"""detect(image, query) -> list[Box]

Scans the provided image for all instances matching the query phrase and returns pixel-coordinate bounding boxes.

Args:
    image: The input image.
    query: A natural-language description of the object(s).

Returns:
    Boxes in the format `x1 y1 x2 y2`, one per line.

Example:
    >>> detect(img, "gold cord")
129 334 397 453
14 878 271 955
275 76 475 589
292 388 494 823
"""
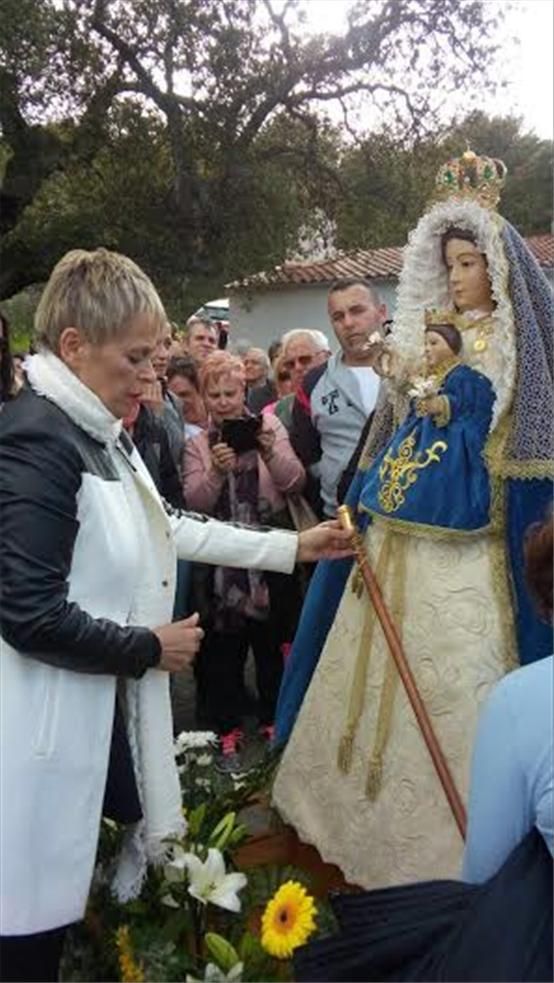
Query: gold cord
337 530 393 774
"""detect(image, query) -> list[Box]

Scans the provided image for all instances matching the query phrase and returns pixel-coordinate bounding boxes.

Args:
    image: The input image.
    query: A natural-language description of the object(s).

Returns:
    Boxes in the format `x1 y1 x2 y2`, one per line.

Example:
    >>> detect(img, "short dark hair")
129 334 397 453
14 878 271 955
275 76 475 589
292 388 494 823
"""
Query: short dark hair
328 278 382 306
424 323 463 355
167 355 200 390
268 339 282 363
185 316 217 339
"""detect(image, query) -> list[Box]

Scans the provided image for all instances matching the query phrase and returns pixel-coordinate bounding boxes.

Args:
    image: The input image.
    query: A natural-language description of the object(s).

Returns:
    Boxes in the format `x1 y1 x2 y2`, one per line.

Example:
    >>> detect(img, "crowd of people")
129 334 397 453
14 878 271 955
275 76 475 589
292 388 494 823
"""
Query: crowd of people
0 147 552 982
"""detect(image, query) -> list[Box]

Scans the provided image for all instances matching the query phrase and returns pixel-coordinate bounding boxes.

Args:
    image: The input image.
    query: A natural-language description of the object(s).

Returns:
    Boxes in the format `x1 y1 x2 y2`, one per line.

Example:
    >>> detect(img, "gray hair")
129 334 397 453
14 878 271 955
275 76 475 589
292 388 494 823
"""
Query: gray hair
244 346 270 369
281 328 331 353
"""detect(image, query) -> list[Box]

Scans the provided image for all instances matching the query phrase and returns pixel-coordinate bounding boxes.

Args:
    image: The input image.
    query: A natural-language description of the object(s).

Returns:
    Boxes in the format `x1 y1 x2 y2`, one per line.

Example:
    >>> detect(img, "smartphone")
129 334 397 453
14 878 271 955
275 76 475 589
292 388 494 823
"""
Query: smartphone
220 416 262 453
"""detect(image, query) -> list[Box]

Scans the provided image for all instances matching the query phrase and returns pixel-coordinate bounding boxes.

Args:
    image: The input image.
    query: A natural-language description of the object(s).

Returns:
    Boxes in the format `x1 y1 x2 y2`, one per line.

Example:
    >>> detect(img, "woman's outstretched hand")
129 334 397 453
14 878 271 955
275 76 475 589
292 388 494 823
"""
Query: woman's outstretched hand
297 520 354 563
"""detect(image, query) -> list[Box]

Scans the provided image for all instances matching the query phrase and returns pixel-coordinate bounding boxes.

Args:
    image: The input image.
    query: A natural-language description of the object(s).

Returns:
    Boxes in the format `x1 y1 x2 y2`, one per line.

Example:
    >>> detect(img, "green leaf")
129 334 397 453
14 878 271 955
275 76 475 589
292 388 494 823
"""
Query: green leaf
188 802 208 838
208 811 237 851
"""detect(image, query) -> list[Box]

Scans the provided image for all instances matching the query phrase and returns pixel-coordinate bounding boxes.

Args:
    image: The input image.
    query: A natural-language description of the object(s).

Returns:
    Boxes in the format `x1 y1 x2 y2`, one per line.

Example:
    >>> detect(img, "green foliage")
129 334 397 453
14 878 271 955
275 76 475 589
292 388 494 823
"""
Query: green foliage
0 282 44 350
441 112 553 235
334 112 553 251
1 0 507 307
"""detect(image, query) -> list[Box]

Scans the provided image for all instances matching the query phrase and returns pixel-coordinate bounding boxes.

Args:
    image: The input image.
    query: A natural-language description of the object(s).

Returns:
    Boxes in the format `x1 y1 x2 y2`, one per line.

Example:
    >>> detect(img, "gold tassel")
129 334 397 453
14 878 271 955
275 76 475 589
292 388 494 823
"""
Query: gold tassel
337 732 354 773
366 754 383 800
351 568 364 598
363 533 406 802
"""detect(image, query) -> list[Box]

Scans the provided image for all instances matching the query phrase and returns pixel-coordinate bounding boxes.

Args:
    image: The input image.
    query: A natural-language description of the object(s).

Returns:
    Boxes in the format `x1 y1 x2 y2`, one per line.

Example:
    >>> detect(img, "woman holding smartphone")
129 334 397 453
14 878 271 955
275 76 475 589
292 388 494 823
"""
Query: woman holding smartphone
183 351 306 761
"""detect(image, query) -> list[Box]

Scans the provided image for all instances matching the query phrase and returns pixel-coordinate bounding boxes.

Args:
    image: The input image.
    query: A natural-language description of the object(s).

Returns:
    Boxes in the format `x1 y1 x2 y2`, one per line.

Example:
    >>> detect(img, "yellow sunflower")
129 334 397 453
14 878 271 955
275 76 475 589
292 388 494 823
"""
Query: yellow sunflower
261 880 317 959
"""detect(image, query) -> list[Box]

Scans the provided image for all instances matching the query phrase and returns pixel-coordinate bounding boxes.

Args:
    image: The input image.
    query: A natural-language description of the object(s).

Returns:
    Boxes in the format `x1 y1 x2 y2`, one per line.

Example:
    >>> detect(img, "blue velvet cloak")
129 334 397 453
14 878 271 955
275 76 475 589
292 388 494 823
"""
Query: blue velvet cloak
359 363 494 533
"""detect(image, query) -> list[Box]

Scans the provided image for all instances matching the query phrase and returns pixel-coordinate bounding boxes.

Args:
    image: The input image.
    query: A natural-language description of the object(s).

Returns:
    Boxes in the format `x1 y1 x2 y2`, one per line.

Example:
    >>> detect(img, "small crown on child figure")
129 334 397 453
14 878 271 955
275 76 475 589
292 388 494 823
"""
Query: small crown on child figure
434 147 507 210
424 308 458 329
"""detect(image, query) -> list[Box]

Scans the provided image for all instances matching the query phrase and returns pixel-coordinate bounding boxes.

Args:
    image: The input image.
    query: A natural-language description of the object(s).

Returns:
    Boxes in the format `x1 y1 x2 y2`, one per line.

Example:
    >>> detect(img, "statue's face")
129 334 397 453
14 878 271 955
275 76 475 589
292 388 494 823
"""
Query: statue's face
444 239 493 313
424 330 455 370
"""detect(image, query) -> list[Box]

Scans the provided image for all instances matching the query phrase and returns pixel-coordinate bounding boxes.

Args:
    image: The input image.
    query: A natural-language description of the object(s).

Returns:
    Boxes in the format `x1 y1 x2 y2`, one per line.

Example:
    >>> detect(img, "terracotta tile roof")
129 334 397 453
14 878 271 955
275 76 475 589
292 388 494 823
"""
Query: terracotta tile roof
227 233 553 292
524 234 554 268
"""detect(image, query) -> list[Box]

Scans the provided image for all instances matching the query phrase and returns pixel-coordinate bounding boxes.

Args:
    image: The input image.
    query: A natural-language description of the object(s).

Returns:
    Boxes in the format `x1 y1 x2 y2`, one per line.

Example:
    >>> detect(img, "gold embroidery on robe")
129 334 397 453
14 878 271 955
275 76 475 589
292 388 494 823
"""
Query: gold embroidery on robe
378 430 447 514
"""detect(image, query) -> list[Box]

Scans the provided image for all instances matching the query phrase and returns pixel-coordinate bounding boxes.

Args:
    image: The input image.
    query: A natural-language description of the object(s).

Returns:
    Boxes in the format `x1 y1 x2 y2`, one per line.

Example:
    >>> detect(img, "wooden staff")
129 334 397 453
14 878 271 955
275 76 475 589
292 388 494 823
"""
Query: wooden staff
337 505 467 840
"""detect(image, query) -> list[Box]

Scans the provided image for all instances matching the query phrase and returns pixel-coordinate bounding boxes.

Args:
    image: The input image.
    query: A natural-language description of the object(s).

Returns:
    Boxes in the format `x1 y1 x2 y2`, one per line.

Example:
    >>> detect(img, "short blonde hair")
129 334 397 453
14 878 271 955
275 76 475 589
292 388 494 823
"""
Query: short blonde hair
34 247 167 351
199 351 245 395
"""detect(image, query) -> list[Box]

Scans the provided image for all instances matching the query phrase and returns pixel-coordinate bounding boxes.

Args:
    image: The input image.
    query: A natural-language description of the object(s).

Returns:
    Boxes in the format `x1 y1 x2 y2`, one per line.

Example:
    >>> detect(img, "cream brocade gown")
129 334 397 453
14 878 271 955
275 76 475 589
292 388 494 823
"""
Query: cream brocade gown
272 520 515 889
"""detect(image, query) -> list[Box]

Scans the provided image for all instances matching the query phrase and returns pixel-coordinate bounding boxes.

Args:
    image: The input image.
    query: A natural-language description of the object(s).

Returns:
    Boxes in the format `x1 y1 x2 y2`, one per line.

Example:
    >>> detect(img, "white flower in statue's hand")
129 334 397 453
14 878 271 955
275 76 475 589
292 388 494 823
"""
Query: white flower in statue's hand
182 848 247 911
408 376 437 400
366 331 383 347
186 963 244 983
174 731 218 755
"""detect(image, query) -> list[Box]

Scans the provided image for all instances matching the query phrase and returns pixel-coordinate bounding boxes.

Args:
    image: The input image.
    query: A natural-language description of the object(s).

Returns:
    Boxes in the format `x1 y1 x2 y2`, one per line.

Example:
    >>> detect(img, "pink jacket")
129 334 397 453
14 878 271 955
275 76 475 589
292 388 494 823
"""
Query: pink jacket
184 413 305 514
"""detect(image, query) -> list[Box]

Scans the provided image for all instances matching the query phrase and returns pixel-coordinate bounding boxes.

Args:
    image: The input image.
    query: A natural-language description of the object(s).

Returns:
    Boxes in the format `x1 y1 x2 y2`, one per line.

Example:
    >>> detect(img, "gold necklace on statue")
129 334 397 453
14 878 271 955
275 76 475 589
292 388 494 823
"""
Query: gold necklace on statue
456 312 495 354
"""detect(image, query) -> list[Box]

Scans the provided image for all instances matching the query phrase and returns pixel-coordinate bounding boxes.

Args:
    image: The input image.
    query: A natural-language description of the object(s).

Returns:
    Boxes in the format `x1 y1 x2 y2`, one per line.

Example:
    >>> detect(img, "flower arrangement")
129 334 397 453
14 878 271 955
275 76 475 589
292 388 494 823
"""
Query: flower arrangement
407 375 438 400
61 734 334 982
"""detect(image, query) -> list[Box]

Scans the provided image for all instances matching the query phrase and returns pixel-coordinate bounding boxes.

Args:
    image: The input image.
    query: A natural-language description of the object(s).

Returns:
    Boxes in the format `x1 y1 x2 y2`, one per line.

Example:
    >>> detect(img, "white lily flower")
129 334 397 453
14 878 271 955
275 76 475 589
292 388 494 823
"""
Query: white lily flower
174 731 218 755
408 376 437 399
183 848 247 912
186 963 243 983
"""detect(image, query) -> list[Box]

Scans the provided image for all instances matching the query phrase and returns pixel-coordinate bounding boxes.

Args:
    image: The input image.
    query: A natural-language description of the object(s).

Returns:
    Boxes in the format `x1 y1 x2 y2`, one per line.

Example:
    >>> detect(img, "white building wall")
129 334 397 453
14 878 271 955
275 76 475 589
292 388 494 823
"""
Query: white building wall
228 279 397 354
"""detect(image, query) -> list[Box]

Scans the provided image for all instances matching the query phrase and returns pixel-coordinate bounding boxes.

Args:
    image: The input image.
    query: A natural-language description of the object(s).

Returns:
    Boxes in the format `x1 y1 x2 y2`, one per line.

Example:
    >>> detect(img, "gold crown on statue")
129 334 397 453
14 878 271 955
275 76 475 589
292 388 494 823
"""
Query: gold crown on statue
434 148 507 210
424 308 459 329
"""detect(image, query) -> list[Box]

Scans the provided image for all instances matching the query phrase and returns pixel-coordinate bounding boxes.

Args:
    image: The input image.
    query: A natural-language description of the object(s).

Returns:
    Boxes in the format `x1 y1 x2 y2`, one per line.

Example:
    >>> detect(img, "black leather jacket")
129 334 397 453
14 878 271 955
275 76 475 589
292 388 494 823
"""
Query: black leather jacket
0 387 161 677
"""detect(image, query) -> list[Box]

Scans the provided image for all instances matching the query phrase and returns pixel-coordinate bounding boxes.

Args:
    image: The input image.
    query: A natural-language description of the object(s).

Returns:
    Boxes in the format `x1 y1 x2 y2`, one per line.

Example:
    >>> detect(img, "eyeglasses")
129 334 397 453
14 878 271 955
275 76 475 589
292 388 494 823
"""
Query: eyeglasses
282 354 314 371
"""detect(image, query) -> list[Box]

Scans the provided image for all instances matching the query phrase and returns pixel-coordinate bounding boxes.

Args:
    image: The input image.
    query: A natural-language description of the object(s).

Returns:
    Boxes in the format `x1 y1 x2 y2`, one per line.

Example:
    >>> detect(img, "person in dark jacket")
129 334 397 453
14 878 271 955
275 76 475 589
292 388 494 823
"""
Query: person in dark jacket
244 347 276 413
124 400 184 510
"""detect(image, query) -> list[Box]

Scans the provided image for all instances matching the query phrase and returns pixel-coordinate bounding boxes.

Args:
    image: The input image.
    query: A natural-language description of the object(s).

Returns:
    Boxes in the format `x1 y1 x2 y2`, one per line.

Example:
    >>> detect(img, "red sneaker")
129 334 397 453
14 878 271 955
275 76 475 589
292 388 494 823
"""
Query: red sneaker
220 728 244 757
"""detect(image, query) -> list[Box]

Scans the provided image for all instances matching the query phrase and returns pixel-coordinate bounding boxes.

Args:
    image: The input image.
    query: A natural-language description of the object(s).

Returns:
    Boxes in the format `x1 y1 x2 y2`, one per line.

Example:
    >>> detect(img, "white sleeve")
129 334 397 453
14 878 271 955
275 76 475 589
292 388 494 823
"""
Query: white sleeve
168 509 298 573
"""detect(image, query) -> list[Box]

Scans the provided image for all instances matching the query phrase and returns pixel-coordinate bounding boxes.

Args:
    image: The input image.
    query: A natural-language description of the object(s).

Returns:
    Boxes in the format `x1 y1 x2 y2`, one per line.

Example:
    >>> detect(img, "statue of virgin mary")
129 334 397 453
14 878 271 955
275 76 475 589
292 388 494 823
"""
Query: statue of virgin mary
272 150 553 889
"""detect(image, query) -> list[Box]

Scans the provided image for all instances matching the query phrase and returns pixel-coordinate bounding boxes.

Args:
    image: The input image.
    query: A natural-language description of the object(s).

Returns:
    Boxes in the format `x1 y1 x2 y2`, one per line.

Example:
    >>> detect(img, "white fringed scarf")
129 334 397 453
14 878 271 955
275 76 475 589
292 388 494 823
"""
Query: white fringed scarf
26 350 185 901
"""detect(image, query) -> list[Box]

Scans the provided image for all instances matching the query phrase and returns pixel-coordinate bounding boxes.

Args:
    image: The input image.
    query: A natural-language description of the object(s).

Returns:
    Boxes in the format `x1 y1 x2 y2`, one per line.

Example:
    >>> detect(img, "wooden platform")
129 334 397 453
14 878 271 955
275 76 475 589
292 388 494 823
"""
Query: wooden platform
234 821 357 898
